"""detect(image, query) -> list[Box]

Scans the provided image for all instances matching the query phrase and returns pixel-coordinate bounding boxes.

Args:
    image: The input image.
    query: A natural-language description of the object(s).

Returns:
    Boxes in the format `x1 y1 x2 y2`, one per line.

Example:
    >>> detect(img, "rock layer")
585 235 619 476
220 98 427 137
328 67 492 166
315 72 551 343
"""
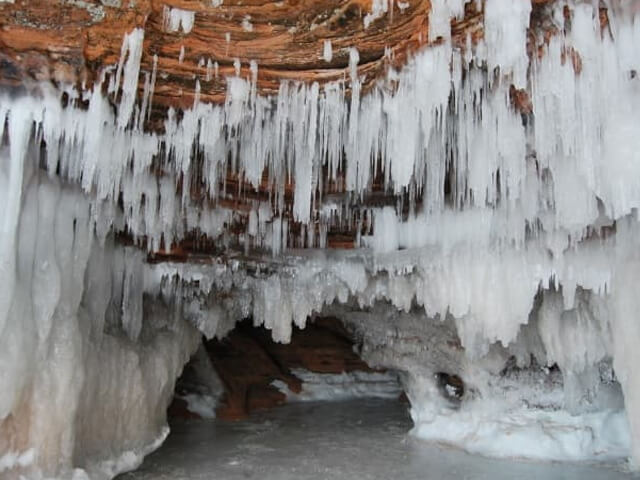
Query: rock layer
200 317 375 419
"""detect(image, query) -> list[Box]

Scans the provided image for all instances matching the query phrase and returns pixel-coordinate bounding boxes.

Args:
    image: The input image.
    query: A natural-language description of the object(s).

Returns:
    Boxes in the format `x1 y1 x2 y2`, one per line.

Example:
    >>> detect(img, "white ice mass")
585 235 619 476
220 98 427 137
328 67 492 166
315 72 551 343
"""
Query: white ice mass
1 0 640 478
272 369 403 402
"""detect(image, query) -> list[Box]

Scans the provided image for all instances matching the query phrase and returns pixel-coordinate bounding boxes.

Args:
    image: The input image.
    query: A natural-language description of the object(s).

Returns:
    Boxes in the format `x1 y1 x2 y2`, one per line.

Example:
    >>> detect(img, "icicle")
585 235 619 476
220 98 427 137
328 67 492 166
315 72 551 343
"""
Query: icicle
241 16 253 32
322 40 333 62
364 0 389 28
163 7 196 34
428 0 466 41
146 54 158 122
345 48 361 192
206 58 213 81
115 28 145 129
0 103 32 337
483 0 532 88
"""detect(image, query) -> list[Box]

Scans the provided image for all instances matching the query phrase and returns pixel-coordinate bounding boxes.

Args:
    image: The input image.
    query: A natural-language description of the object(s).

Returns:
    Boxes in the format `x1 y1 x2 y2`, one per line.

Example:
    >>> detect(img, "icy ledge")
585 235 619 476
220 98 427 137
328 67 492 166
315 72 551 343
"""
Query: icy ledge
341 305 632 464
272 369 403 402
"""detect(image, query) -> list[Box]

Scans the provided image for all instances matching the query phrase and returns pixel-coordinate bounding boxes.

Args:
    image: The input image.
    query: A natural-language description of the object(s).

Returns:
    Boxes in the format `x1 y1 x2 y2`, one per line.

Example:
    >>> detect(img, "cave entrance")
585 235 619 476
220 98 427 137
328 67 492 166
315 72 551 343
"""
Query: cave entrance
115 317 416 479
131 317 412 478
118 317 635 480
168 317 405 421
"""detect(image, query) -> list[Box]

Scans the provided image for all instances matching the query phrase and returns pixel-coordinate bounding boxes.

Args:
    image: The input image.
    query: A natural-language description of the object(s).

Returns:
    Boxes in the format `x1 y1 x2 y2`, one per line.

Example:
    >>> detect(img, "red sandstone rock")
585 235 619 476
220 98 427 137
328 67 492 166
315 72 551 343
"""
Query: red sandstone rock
204 317 376 420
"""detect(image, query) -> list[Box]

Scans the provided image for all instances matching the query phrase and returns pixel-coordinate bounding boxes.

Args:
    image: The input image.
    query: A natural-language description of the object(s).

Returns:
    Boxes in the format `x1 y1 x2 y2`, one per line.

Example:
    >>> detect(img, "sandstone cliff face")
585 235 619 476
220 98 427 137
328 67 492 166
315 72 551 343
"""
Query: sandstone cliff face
0 0 569 113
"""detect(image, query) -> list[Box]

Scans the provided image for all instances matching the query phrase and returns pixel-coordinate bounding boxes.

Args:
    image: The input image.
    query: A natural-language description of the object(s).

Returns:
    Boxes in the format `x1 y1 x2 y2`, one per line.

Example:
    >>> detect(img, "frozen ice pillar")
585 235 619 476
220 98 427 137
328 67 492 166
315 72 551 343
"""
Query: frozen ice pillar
0 102 200 479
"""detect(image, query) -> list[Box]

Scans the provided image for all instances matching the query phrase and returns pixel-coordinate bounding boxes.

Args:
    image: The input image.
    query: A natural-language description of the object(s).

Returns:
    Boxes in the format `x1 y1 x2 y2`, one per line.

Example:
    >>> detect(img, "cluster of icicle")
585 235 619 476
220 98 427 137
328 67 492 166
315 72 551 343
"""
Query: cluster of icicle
2 0 640 476
1 1 637 256
3 1 639 257
142 0 640 466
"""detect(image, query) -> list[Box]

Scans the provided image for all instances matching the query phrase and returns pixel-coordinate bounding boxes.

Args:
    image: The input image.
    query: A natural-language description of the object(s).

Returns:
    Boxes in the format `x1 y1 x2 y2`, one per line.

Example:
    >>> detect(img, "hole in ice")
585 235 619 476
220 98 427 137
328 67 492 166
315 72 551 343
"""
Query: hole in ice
435 372 465 404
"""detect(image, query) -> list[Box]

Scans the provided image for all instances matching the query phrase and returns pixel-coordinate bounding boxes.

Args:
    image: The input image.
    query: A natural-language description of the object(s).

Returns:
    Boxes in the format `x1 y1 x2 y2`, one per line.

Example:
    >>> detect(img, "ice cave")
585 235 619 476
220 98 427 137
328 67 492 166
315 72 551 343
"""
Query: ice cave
1 0 640 478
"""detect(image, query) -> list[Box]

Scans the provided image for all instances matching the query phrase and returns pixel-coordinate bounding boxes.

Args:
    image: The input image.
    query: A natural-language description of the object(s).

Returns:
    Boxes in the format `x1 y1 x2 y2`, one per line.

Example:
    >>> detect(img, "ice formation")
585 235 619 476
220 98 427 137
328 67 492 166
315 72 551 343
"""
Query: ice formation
2 0 640 477
364 0 390 29
323 40 333 63
174 345 224 419
0 152 201 478
272 369 402 402
163 7 196 34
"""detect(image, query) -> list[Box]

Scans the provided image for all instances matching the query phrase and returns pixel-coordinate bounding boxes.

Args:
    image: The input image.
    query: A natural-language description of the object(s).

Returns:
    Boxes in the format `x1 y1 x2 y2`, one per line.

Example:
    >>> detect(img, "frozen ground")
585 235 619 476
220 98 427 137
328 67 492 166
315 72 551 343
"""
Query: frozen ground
118 398 636 480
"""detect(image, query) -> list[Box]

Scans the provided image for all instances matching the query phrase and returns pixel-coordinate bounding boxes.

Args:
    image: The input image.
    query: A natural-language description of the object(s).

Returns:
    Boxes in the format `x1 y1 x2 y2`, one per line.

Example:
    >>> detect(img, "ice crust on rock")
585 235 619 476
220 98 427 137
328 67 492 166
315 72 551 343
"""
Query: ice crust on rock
0 141 200 479
339 304 631 462
2 0 640 476
272 369 403 402
12 0 636 261
163 7 196 34
364 0 390 29
175 344 224 419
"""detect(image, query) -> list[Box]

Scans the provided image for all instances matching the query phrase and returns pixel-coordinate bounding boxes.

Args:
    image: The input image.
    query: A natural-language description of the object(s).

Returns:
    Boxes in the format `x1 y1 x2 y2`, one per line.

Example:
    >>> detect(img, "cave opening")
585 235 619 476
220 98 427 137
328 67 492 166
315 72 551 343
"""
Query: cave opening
116 316 413 479
168 316 406 422
115 311 630 480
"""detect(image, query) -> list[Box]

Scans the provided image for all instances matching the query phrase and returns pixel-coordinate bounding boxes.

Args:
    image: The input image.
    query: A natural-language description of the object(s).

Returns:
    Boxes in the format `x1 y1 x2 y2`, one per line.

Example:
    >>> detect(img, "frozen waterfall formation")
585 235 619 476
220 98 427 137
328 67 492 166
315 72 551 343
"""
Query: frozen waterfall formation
1 0 640 477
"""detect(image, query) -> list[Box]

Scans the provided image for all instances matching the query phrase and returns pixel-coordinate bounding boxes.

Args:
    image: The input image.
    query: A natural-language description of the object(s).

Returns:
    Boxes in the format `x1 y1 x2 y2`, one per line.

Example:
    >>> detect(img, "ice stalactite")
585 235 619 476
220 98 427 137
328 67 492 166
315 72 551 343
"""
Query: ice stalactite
163 7 196 34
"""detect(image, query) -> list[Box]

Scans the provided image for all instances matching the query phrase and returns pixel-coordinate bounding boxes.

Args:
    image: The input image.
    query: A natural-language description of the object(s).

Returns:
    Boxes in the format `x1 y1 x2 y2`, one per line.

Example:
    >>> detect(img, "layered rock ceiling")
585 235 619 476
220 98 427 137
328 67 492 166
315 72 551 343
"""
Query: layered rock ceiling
0 0 568 255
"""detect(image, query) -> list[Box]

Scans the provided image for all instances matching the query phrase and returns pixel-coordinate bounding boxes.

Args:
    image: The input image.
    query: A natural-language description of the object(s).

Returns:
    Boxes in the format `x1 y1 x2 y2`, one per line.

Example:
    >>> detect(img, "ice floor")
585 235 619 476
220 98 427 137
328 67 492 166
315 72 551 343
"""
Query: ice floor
119 399 637 480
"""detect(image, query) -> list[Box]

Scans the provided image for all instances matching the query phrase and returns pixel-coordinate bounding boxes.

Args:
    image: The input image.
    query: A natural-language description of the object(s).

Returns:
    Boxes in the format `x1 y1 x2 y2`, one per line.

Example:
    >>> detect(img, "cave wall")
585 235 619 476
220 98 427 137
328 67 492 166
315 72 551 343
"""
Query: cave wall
0 142 201 479
336 300 631 461
0 0 478 107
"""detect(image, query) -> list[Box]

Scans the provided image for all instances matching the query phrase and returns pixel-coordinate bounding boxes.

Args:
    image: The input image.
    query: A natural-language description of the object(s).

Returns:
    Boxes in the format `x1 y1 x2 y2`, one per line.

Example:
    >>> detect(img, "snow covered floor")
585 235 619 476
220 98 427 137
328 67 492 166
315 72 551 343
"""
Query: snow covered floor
118 399 635 480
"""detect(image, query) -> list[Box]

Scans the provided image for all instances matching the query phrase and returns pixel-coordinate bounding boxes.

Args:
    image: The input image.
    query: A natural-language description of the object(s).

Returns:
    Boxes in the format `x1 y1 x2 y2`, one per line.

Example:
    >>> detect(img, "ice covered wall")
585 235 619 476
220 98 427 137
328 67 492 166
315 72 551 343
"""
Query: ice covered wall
338 301 630 462
2 0 640 473
0 120 201 478
134 1 639 461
